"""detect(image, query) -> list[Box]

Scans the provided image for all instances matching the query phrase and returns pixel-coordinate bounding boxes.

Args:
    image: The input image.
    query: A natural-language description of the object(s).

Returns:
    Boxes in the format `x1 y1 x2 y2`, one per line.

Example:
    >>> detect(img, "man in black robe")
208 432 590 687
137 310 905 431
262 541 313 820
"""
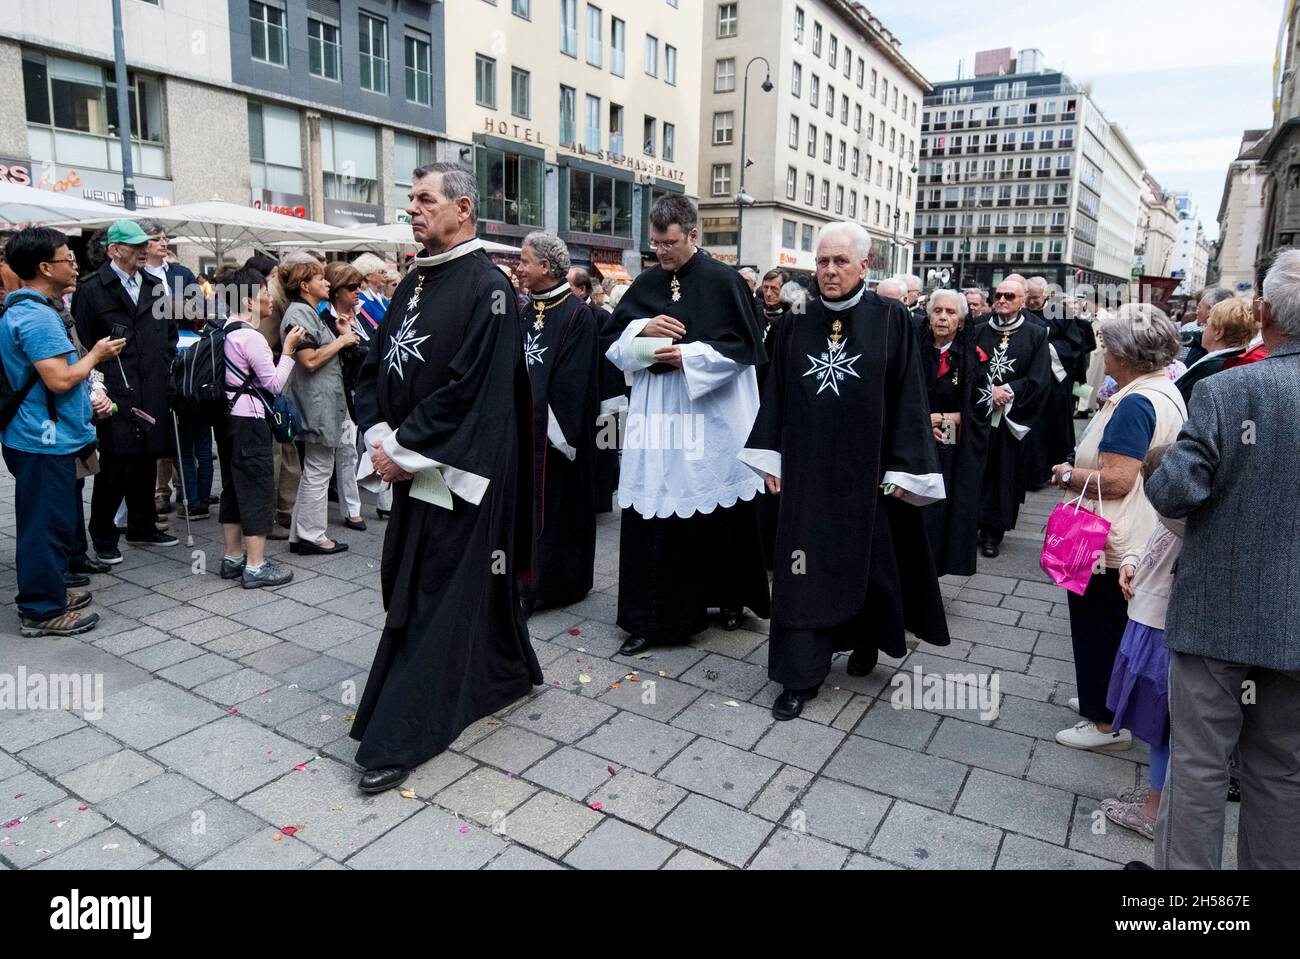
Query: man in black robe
755 269 790 568
974 277 1052 558
351 163 542 794
515 231 606 610
605 195 770 656
742 223 950 721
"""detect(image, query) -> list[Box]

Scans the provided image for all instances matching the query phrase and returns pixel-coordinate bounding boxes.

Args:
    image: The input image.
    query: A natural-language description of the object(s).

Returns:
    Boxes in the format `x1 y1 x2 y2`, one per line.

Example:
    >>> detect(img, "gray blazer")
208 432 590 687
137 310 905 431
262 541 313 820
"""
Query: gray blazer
1146 340 1300 671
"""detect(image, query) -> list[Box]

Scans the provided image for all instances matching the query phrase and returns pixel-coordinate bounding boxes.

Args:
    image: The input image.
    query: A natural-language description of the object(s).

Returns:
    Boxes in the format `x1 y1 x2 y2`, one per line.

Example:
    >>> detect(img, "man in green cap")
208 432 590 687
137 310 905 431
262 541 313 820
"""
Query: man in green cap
73 218 179 563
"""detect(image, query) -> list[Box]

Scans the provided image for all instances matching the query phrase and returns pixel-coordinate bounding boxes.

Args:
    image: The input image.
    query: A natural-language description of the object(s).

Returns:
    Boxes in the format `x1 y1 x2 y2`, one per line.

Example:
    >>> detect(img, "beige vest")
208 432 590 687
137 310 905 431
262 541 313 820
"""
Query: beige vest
1071 372 1187 570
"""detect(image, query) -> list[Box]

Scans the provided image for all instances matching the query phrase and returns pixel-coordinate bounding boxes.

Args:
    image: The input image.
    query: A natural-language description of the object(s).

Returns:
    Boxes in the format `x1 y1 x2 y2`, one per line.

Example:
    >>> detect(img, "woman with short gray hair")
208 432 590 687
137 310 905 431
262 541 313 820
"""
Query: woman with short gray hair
1049 302 1187 752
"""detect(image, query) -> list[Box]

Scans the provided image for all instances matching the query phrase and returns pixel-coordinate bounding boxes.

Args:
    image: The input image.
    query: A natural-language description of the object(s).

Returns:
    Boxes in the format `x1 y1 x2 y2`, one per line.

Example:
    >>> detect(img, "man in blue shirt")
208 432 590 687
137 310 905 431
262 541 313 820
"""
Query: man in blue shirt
1 227 124 636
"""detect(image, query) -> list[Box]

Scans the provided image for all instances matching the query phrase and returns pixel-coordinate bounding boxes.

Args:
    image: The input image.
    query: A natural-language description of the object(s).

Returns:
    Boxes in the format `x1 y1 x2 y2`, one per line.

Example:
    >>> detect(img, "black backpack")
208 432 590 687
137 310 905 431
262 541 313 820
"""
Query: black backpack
0 291 60 429
170 316 238 416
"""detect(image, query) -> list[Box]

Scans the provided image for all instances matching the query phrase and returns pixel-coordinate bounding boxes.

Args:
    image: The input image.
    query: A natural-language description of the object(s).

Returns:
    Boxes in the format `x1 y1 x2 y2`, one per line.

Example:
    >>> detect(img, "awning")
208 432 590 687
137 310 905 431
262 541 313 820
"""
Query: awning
594 262 632 284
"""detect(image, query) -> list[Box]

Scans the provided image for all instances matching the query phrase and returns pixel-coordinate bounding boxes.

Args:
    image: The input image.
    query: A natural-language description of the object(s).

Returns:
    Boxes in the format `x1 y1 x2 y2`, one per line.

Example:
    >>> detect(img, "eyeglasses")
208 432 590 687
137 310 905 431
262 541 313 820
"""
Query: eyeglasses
993 291 1019 301
45 257 77 266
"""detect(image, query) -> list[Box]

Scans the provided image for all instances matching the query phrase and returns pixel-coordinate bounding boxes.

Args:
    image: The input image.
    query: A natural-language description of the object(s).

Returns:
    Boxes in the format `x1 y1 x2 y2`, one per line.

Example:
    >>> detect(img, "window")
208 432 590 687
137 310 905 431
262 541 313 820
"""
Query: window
713 111 734 145
559 85 577 146
849 191 857 218
321 116 377 203
807 123 817 157
856 59 864 88
513 0 531 17
854 104 862 133
820 179 830 209
475 55 496 108
993 82 1008 100
645 35 658 77
512 67 531 118
801 223 814 251
560 0 578 56
359 13 388 94
843 47 852 79
804 173 814 204
568 168 632 236
663 122 675 162
717 3 737 38
835 185 844 214
829 36 837 69
702 216 739 247
823 132 832 163
609 102 624 154
393 132 433 209
665 45 677 85
711 163 732 196
248 101 301 193
585 94 601 151
307 17 340 80
782 218 797 248
794 7 805 43
786 166 797 199
405 33 431 105
826 84 835 117
643 115 656 155
586 5 603 67
788 115 799 149
837 141 846 169
813 22 822 56
714 57 736 93
851 147 860 176
841 95 849 125
870 69 877 97
610 17 626 75
791 61 801 97
810 74 819 108
250 2 287 66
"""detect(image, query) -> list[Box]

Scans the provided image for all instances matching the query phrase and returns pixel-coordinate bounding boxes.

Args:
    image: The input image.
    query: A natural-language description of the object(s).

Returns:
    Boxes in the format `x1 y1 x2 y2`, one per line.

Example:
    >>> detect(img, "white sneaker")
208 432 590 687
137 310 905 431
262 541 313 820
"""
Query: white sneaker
1056 720 1132 751
1067 697 1080 714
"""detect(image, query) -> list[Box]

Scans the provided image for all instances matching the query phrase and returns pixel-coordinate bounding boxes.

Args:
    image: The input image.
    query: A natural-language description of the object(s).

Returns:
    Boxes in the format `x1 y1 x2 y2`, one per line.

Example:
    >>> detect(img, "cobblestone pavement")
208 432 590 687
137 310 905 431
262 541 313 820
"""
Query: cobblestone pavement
0 468 1239 870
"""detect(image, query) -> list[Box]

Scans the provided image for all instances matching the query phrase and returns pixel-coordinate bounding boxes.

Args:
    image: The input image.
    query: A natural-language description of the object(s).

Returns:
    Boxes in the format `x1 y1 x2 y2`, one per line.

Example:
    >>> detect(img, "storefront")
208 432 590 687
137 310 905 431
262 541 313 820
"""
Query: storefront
474 134 547 243
2 156 174 210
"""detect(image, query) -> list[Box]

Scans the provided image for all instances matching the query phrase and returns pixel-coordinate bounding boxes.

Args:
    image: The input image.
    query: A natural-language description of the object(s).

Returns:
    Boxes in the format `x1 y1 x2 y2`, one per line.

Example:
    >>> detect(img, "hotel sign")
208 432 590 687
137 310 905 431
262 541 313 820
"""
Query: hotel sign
480 116 686 184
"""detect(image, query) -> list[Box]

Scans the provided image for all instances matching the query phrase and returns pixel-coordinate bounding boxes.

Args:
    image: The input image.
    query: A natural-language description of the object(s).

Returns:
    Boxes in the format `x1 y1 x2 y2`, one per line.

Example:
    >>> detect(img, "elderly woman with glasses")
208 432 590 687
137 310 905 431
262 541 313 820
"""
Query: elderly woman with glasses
1049 304 1187 752
921 288 992 576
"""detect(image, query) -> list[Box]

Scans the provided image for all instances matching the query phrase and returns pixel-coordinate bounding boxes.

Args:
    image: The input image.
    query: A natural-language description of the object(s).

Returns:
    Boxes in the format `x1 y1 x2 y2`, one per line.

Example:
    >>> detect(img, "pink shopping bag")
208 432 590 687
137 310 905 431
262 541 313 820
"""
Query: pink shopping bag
1040 473 1111 596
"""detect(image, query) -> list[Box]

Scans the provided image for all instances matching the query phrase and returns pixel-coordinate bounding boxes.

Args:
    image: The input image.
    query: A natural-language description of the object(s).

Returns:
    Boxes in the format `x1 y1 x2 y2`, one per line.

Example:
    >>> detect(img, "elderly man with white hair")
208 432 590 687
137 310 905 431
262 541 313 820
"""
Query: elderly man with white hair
741 221 950 721
893 273 925 318
875 277 905 301
1145 248 1300 869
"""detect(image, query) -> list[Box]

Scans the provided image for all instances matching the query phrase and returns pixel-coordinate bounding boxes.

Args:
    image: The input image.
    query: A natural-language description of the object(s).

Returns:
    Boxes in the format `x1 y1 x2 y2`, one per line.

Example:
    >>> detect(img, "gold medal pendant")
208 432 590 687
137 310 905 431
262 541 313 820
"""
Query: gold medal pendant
533 306 546 332
830 318 843 350
670 275 682 303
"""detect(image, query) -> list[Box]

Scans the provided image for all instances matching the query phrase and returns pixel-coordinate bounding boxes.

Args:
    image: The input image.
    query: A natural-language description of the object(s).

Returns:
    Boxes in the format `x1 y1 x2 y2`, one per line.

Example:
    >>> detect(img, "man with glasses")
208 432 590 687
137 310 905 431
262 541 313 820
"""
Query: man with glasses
73 219 179 564
972 277 1051 558
0 228 125 636
605 195 770 655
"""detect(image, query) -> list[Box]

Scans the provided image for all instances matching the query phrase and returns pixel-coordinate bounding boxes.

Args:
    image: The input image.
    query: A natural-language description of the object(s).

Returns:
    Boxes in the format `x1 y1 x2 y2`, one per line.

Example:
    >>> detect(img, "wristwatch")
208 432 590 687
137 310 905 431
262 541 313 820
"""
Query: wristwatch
1061 468 1073 488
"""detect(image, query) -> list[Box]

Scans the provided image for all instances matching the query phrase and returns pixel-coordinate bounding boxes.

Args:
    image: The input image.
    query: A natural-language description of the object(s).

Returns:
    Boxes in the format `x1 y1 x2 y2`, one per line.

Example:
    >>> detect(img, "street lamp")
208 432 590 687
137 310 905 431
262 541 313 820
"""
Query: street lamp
737 57 773 269
890 148 918 277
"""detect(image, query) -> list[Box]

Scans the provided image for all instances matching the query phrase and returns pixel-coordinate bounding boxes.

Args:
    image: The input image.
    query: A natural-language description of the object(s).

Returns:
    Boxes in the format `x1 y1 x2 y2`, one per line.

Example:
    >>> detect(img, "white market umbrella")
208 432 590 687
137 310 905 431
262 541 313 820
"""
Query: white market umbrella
0 180 139 227
273 222 522 257
51 196 362 262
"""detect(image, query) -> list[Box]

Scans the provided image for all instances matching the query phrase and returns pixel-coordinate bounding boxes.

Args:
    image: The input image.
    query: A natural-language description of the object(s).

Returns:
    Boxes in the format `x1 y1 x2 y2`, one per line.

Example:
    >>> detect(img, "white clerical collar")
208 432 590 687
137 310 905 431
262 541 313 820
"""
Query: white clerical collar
937 341 954 355
411 237 484 269
989 312 1025 333
821 283 867 312
531 282 570 302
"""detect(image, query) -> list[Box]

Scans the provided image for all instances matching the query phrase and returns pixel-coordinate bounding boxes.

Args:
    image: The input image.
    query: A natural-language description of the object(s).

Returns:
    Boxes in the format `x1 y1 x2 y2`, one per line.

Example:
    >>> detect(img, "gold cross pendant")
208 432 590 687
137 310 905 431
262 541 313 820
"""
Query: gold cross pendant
830 319 843 348
670 276 681 303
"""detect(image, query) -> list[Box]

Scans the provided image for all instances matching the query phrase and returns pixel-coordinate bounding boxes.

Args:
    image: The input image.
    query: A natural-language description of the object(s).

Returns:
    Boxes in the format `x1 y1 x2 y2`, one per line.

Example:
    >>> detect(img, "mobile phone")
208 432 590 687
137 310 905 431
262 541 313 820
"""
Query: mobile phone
110 323 129 340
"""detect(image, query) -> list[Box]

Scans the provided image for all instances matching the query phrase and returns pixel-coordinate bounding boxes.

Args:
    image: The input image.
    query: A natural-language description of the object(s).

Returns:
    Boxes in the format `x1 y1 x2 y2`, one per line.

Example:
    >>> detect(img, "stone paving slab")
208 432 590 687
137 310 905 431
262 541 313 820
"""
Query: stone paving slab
1 480 1232 870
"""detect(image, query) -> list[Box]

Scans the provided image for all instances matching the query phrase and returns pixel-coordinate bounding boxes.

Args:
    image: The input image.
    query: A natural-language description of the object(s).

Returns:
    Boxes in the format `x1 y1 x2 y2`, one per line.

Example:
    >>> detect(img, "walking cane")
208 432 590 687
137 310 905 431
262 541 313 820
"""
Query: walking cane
171 411 195 548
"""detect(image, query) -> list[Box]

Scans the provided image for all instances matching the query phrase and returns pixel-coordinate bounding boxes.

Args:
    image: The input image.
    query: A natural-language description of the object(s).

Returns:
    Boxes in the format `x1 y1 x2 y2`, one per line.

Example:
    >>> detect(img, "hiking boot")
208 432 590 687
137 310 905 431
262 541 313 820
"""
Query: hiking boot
220 555 247 580
66 591 92 612
20 610 100 638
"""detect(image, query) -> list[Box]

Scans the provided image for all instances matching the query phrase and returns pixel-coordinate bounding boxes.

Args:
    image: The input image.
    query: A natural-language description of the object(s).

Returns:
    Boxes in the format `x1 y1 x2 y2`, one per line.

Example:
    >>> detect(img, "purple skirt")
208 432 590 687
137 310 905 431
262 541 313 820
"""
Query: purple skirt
1106 620 1170 747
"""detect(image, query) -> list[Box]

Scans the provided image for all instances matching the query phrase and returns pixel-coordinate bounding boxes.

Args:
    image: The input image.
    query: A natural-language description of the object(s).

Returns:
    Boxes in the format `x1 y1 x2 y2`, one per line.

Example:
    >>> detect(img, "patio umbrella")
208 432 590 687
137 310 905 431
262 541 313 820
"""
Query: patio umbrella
273 222 522 256
51 196 362 262
0 180 140 227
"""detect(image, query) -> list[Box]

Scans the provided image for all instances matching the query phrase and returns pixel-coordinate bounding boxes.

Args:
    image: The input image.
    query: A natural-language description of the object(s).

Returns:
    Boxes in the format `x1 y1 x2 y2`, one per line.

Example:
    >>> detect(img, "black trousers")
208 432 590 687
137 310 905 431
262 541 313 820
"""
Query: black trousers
72 477 89 566
216 415 275 537
89 451 158 550
1067 568 1129 724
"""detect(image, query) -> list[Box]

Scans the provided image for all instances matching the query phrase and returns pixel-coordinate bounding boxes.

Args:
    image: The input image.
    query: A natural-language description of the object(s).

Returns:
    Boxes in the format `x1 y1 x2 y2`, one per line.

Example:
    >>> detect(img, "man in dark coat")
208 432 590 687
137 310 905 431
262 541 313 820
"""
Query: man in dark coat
351 163 542 795
72 220 179 564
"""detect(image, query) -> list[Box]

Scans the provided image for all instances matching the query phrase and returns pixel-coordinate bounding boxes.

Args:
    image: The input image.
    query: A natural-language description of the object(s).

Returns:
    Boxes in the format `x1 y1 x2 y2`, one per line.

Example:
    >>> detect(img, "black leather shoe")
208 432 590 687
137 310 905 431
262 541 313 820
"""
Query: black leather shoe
772 687 818 722
64 572 91 588
376 508 391 520
720 608 744 631
290 540 349 555
358 766 409 794
618 636 652 656
847 647 878 676
343 518 367 532
70 556 111 575
980 541 999 559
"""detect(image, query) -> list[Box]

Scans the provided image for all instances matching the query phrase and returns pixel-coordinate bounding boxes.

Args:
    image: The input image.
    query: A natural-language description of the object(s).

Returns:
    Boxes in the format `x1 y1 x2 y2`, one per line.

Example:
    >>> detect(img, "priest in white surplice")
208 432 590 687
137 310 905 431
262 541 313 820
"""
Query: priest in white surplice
604 196 771 656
